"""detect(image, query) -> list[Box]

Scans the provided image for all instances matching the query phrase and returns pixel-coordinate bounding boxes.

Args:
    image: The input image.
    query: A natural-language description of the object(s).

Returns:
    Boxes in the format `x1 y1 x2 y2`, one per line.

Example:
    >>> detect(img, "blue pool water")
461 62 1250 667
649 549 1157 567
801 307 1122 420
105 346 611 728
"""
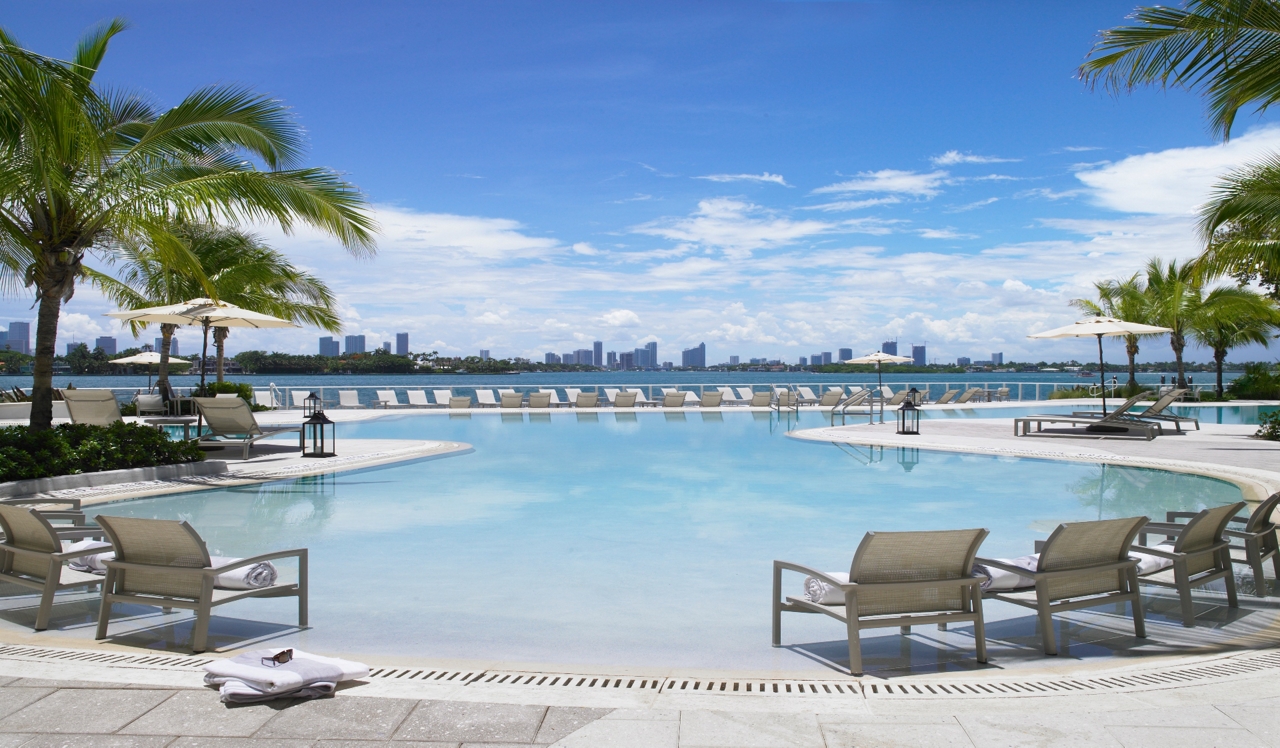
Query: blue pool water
87 411 1243 669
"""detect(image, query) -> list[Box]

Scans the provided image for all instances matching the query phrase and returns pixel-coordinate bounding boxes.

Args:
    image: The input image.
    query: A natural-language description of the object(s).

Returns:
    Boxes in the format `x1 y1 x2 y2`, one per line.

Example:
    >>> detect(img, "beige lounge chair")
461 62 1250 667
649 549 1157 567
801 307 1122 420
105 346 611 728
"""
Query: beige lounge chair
0 505 110 630
575 392 598 408
885 390 909 406
775 389 799 408
818 389 845 407
933 389 960 405
955 387 983 404
774 528 989 676
977 516 1148 655
1072 389 1198 432
662 392 687 407
375 390 407 408
1134 502 1246 625
193 397 302 459
699 391 723 407
994 387 1010 402
540 389 568 408
406 390 433 408
604 388 622 405
749 391 772 407
61 389 122 426
338 391 363 409
1014 392 1161 440
528 392 552 408
475 390 500 408
1161 493 1279 596
93 515 307 653
135 394 166 416
614 391 637 408
661 387 697 405
500 392 523 408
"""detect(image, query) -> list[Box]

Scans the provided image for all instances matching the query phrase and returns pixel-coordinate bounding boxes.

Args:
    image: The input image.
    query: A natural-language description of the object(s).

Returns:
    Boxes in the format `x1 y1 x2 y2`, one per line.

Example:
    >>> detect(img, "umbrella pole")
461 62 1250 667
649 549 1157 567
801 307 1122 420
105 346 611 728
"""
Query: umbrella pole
199 319 210 395
1098 334 1106 414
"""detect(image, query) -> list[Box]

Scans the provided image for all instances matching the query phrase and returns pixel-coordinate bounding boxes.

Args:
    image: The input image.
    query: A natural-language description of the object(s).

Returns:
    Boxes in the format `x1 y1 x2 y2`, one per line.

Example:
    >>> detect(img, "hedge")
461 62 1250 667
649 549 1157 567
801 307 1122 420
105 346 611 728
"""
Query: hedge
0 422 204 483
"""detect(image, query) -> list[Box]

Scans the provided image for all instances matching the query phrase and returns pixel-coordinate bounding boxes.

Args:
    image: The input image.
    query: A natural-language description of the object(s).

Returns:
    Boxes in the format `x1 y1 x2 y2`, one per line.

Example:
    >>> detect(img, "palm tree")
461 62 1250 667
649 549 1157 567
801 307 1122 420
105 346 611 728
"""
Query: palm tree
1079 0 1280 140
90 223 341 393
1070 274 1152 389
1197 158 1280 290
1142 258 1206 388
0 21 375 430
1188 285 1280 394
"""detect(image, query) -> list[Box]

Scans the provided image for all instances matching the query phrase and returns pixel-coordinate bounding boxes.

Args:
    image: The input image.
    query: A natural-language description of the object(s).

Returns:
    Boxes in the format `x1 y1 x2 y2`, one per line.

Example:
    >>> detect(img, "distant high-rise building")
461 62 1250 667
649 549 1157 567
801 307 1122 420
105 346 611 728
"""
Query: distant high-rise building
821 352 833 365
634 347 650 369
479 349 490 361
381 341 391 353
663 361 673 370
606 351 617 368
681 342 706 368
957 356 972 366
593 341 603 369
545 352 561 364
319 336 339 356
66 342 84 356
992 352 1004 366
645 342 657 368
838 347 853 362
157 337 180 356
396 332 409 355
810 354 821 367
882 340 898 356
344 335 366 354
0 330 9 351
619 351 635 369
729 355 740 366
750 357 764 365
8 322 29 355
574 348 593 366
94 336 117 355
911 344 926 367
799 356 808 366
561 351 574 364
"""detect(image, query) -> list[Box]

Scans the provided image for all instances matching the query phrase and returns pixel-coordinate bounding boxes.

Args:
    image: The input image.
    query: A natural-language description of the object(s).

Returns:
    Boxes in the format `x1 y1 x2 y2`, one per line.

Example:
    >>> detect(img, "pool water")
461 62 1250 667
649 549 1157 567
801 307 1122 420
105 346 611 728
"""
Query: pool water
87 411 1243 669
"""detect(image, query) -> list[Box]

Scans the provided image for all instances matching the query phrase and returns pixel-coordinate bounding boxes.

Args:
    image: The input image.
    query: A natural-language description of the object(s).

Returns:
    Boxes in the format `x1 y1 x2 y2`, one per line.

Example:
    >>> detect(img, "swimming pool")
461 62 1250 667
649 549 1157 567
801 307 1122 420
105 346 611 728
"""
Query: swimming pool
86 411 1243 670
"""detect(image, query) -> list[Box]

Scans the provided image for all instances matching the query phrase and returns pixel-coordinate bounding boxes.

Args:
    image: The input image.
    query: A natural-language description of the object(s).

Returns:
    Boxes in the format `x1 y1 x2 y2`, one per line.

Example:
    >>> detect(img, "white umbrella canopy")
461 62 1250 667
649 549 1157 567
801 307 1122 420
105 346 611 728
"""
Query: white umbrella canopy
1027 316 1172 413
844 351 914 388
110 351 189 365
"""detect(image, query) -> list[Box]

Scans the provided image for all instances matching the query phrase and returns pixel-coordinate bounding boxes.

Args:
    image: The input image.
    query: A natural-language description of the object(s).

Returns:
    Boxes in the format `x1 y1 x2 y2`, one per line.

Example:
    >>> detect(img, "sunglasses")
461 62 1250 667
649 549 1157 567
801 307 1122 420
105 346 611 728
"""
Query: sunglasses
260 649 293 667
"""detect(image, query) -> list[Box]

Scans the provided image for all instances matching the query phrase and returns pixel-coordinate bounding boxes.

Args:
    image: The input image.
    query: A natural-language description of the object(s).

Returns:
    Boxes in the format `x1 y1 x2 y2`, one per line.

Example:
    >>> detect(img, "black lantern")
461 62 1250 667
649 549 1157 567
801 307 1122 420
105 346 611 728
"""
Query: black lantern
896 400 920 435
907 386 920 405
302 411 336 457
303 391 323 417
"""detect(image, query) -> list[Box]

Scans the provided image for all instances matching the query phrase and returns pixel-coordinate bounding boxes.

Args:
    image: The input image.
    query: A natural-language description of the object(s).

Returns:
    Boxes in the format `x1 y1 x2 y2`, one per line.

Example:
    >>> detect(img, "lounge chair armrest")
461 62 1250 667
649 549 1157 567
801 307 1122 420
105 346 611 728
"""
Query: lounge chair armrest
53 544 116 561
51 527 106 541
207 549 307 574
1140 522 1186 536
773 560 849 589
1223 529 1256 540
1166 511 1197 522
1 498 81 510
1129 544 1179 560
974 557 1038 576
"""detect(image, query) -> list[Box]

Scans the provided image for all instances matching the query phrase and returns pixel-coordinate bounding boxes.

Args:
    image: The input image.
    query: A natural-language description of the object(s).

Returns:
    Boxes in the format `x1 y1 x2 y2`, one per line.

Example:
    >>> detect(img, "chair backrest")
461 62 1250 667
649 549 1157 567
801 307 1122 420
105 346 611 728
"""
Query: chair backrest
663 392 686 407
750 392 772 406
449 396 471 408
849 528 988 616
735 388 755 401
476 390 498 405
214 393 237 399
935 389 959 404
1175 503 1247 574
406 390 430 406
798 387 818 400
955 388 977 403
95 515 211 598
845 390 870 406
576 392 598 408
604 388 621 403
136 394 165 415
0 504 62 578
1246 493 1280 533
498 389 517 396
193 397 262 437
718 386 735 398
565 389 583 402
662 388 677 395
500 392 523 408
886 390 908 405
776 390 798 407
820 390 844 406
540 388 563 404
528 392 552 408
1036 516 1148 600
1142 389 1187 416
376 390 401 406
252 390 278 409
615 392 637 408
630 389 651 403
433 390 452 405
291 391 310 407
339 391 361 407
701 391 723 407
61 389 122 426
996 387 1010 396
1098 392 1154 422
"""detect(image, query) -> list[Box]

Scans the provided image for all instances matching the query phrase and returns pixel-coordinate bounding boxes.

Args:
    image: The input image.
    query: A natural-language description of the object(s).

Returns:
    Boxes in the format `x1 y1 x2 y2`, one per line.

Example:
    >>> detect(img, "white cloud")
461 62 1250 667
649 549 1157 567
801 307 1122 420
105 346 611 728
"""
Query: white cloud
601 309 641 327
572 242 600 255
812 170 949 197
1074 124 1280 215
612 194 653 203
947 197 998 213
1063 146 1102 152
1016 187 1083 201
918 228 977 239
694 172 790 186
632 198 838 258
372 206 562 259
932 150 1020 166
803 197 902 212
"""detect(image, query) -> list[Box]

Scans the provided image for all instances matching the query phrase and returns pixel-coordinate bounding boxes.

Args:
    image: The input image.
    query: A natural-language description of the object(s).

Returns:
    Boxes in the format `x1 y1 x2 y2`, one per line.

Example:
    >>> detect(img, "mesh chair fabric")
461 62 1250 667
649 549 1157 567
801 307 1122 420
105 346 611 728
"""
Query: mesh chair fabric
850 529 985 616
97 515 211 598
0 505 59 578
61 390 122 426
193 397 262 437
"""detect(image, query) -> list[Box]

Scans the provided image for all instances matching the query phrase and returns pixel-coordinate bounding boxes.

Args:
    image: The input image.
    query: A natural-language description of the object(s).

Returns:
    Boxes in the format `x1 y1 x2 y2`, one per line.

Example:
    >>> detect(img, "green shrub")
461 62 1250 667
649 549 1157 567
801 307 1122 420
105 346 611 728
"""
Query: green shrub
1229 363 1280 400
194 381 253 400
1257 410 1280 441
0 422 203 483
1048 386 1093 399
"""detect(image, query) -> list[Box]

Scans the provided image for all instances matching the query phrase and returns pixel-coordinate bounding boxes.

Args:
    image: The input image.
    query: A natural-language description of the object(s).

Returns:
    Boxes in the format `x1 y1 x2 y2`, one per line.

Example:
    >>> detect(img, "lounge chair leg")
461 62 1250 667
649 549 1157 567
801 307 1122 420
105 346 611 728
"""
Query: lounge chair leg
1176 565 1196 627
95 575 113 641
1271 550 1280 582
1129 572 1146 639
1225 556 1239 609
771 565 782 647
191 611 209 654
1251 549 1267 597
845 594 862 676
937 622 947 631
899 625 911 635
972 588 987 664
1037 587 1057 655
298 549 308 628
34 582 55 632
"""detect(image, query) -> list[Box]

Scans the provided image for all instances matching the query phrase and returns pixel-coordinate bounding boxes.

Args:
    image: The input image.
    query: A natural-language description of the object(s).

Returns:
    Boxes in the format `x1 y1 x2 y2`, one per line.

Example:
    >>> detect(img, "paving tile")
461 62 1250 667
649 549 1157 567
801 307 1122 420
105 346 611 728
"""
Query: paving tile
394 701 547 743
1215 704 1280 747
168 739 316 748
822 722 976 748
0 687 54 719
317 742 458 748
0 688 172 734
679 710 823 748
0 677 19 687
534 707 611 744
958 714 1122 747
7 678 196 690
18 737 175 748
601 709 680 721
550 717 680 747
1104 725 1267 748
255 696 417 741
121 689 289 737
0 736 30 748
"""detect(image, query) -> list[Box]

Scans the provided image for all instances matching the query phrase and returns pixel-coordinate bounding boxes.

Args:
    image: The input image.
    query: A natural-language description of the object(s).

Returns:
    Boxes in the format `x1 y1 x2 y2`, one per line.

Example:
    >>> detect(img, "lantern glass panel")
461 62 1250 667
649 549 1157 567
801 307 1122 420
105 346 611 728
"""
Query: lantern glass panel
303 412 336 457
303 392 322 417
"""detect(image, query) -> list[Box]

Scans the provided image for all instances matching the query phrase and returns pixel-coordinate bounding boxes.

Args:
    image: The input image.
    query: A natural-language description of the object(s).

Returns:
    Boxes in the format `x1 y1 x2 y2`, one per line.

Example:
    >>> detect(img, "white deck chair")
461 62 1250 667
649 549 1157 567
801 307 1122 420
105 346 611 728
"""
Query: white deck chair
661 387 698 404
406 390 433 408
61 389 122 426
604 388 622 404
432 389 452 406
734 387 755 402
290 391 310 409
719 386 747 405
539 388 567 407
565 388 583 406
629 389 657 407
475 390 499 407
214 393 238 399
375 390 407 408
796 387 819 405
252 390 279 409
337 391 363 409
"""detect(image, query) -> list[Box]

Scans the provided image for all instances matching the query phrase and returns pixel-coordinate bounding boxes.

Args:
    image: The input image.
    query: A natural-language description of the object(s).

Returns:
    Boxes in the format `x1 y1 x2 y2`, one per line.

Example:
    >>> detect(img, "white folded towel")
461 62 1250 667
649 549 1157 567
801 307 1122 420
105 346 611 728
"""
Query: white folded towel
203 648 369 703
1129 542 1176 575
803 572 849 604
63 541 277 589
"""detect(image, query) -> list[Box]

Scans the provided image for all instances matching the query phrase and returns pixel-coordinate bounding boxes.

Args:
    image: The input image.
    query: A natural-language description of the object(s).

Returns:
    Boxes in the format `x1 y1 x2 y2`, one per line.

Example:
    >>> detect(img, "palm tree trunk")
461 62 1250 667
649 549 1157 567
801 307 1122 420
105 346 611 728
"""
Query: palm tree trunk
1215 347 1226 396
1172 332 1187 388
28 290 63 432
1125 336 1139 389
156 323 177 401
214 327 228 383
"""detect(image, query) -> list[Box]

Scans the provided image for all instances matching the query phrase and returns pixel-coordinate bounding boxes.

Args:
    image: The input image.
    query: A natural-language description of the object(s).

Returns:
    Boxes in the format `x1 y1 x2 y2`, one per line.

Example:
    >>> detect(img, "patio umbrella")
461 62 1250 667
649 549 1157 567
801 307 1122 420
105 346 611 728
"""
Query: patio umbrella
110 351 189 391
106 298 297 393
844 351 913 389
1027 317 1170 414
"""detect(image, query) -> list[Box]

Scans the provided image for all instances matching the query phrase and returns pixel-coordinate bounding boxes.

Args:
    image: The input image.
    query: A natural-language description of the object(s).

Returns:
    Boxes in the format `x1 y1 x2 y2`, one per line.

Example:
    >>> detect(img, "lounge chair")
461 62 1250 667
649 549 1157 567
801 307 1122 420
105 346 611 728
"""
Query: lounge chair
290 391 311 409
976 516 1148 655
661 387 697 405
955 387 983 404
718 386 747 406
994 387 1010 402
885 390 909 406
375 390 408 408
614 392 637 408
775 389 799 408
796 387 820 405
135 394 166 416
662 392 687 407
433 389 453 407
734 387 757 404
500 392 523 408
773 528 989 676
749 391 772 407
473 390 499 408
630 389 658 407
1161 493 1280 596
933 389 960 405
699 391 723 407
818 389 845 407
540 389 567 408
528 392 552 408
406 390 433 408
575 392 599 408
192 397 302 459
338 391 363 409
1014 392 1162 440
565 388 583 406
1134 502 1246 625
61 389 122 426
93 514 307 653
449 395 472 408
1072 389 1199 432
604 388 622 405
251 390 279 410
0 505 111 630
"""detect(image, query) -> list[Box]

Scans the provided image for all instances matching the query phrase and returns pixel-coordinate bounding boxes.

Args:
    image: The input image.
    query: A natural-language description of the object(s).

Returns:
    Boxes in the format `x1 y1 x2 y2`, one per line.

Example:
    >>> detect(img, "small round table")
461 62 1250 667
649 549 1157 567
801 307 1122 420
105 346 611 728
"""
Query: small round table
142 416 199 441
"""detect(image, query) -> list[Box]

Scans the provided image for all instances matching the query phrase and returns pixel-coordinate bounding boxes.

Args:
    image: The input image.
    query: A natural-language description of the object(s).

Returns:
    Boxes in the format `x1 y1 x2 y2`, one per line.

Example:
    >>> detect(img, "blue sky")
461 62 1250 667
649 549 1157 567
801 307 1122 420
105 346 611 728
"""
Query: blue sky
6 1 1280 365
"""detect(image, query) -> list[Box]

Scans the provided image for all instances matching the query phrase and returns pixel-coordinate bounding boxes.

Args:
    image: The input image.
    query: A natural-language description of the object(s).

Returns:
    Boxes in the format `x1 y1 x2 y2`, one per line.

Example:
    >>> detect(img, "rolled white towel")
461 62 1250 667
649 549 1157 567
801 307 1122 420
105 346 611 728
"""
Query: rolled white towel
803 572 849 604
203 648 369 703
64 539 113 574
1129 542 1176 576
209 556 278 590
972 554 1038 591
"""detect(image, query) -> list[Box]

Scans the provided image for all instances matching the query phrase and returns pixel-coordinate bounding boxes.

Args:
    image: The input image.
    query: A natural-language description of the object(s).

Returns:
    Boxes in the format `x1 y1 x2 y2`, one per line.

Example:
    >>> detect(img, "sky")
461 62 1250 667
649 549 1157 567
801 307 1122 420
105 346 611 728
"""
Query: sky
6 0 1280 366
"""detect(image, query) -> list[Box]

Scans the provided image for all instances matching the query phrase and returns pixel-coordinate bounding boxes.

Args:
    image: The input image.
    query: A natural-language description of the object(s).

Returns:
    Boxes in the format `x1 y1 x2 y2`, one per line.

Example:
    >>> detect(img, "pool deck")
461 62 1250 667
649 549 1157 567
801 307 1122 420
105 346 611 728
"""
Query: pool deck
3 401 1280 745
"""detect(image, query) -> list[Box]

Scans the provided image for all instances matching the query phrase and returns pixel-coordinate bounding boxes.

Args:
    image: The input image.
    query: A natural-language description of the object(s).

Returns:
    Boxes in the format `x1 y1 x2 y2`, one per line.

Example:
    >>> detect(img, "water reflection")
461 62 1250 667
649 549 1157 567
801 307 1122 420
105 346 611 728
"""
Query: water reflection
1067 463 1230 521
